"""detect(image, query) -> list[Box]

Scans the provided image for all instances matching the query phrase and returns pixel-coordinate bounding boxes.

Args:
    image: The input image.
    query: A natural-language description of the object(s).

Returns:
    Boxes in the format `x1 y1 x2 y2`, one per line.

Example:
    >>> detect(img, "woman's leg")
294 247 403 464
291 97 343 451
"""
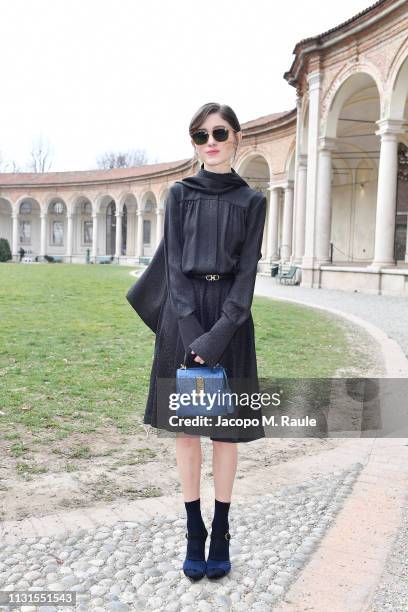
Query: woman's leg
175 432 202 501
206 440 237 578
212 440 238 502
176 433 208 580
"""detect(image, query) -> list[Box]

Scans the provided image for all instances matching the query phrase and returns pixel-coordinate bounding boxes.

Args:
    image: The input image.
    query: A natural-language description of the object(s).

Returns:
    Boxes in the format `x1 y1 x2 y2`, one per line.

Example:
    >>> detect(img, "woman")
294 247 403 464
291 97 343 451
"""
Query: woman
126 102 267 581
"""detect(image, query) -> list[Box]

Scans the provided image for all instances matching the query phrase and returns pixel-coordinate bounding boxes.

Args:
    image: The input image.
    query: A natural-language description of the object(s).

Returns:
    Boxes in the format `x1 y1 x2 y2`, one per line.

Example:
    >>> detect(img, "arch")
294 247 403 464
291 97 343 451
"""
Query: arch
284 142 296 178
139 190 157 213
15 195 41 212
95 193 116 214
44 195 68 213
158 187 171 211
322 66 383 138
0 198 13 248
388 40 408 119
235 148 272 181
117 190 137 211
66 193 93 215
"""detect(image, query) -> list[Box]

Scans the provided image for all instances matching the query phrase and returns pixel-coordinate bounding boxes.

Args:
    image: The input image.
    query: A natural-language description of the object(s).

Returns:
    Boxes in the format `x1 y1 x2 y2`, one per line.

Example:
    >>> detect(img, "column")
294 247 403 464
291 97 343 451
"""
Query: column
155 208 164 248
294 155 307 262
406 228 408 264
370 119 406 267
315 137 337 264
92 212 99 262
290 93 302 263
40 211 48 260
65 212 73 262
126 210 136 256
12 212 19 261
281 181 294 261
266 185 280 261
115 210 122 259
302 71 322 268
136 210 144 258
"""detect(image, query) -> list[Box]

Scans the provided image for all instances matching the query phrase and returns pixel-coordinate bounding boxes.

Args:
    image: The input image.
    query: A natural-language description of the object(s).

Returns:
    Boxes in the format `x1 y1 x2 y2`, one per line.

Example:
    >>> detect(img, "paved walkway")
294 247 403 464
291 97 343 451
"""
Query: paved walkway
254 275 408 611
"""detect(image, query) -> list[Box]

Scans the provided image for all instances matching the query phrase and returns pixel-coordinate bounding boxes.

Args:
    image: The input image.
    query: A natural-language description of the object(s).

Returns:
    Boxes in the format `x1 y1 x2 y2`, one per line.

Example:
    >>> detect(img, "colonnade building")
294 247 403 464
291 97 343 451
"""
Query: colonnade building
0 0 407 295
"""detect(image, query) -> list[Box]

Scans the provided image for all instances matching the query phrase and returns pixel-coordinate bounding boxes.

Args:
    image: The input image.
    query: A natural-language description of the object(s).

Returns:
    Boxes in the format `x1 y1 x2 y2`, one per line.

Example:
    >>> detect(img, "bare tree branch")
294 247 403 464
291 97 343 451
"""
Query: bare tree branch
96 148 149 169
0 151 21 172
28 135 53 172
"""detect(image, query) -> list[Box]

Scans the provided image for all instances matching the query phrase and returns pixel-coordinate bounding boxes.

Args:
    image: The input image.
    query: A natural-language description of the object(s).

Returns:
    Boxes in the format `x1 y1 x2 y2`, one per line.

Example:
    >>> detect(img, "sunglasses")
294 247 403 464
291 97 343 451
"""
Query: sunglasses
191 126 235 145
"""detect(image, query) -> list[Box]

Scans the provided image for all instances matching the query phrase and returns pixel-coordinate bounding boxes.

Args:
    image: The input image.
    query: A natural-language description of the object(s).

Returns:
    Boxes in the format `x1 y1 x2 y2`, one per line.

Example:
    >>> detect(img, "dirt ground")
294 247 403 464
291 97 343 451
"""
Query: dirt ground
0 428 346 522
0 313 386 523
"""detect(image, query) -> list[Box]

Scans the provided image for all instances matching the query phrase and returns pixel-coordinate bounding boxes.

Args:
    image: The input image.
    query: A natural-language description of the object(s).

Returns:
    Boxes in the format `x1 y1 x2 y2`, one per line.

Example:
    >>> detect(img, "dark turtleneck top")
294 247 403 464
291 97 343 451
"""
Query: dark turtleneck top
161 162 267 366
126 162 266 367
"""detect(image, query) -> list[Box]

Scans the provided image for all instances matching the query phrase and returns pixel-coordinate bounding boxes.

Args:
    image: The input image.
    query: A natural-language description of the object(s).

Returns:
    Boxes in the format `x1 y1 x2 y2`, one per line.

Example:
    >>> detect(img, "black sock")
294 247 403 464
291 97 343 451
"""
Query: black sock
185 498 207 534
209 498 231 560
184 498 207 561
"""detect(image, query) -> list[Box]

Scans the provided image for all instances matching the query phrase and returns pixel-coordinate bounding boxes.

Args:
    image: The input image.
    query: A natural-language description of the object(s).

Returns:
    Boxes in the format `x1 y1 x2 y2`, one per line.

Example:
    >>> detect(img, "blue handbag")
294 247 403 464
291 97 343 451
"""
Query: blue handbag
176 351 237 417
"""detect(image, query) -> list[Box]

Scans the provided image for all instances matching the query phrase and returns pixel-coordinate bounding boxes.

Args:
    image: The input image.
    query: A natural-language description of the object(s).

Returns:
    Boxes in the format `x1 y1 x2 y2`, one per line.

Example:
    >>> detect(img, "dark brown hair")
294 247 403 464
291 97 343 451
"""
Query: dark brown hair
189 102 241 136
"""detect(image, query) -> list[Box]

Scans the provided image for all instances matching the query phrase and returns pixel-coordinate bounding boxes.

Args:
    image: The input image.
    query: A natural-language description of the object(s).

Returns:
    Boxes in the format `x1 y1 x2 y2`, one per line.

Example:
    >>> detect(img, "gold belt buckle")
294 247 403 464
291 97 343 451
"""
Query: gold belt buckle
205 274 220 281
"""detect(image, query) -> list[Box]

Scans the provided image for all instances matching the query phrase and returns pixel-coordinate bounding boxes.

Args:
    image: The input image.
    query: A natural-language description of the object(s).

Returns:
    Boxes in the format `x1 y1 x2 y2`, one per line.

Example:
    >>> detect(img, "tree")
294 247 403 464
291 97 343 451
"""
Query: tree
0 151 21 172
96 148 149 169
27 135 53 172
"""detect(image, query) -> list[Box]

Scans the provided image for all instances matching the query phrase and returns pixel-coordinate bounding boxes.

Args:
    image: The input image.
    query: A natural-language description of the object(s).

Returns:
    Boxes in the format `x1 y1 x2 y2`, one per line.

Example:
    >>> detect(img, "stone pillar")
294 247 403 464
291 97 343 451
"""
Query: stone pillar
406 231 408 264
294 155 307 263
290 93 302 263
281 181 294 261
156 208 164 248
371 119 407 267
136 210 144 258
12 212 19 261
115 210 122 260
315 137 337 264
66 212 73 262
40 211 48 260
266 185 280 261
92 213 99 262
302 71 322 269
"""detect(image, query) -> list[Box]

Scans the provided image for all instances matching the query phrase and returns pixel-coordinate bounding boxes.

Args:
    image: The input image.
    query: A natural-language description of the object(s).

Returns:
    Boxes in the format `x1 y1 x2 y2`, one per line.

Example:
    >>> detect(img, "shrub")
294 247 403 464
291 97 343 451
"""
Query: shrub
0 238 12 262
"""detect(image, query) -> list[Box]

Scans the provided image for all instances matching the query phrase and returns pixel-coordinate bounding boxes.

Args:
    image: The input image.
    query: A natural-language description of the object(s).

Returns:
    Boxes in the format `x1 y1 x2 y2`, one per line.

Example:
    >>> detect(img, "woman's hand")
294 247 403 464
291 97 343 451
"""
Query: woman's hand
191 350 205 364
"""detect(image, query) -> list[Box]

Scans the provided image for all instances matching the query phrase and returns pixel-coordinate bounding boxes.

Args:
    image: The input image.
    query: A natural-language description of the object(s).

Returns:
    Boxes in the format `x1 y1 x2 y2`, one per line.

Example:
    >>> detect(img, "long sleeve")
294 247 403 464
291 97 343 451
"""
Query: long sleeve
188 193 266 367
126 237 166 333
163 186 206 354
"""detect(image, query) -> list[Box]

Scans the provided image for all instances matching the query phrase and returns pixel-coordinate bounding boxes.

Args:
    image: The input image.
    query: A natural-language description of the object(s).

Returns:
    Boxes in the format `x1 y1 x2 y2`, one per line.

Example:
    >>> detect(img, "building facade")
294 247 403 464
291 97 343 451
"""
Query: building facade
0 0 407 295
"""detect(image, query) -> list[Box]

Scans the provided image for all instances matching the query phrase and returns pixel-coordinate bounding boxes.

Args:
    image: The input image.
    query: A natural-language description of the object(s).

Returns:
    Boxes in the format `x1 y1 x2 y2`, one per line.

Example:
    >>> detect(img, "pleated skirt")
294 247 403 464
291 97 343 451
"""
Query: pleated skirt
143 276 265 443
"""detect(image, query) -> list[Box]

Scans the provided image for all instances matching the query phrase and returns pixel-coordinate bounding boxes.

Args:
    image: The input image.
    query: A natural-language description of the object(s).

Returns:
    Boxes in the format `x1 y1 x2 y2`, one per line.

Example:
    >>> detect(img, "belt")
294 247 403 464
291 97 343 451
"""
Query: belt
188 273 235 281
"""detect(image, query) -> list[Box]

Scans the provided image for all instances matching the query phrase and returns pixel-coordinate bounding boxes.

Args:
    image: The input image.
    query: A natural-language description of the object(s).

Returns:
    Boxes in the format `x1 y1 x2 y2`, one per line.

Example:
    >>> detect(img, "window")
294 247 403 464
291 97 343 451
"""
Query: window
83 202 92 215
52 220 64 245
20 202 32 214
52 202 64 214
20 220 31 244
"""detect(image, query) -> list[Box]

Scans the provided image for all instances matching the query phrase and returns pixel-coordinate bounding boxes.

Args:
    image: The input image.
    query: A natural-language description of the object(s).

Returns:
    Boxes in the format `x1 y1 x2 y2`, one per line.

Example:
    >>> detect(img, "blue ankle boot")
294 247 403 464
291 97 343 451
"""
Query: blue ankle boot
206 531 231 579
182 529 208 581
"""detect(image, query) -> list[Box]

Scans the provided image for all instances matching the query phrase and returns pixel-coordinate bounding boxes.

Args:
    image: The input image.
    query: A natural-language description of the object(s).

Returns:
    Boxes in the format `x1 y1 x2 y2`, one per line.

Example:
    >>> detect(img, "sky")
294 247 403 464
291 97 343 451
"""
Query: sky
1 0 375 172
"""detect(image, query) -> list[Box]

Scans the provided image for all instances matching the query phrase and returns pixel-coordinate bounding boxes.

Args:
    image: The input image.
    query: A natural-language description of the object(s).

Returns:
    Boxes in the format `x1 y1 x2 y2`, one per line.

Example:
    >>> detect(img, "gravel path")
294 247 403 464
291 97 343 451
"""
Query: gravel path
0 464 363 611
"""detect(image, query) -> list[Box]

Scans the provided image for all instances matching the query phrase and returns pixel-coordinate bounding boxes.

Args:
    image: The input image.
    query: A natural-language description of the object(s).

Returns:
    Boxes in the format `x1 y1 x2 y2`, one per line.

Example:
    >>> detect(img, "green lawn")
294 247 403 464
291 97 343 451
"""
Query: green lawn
0 263 356 438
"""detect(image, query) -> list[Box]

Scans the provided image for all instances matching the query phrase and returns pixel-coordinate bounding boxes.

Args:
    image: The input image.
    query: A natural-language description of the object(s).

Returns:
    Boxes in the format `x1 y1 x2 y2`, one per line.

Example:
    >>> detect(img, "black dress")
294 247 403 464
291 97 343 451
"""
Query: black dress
126 163 267 443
